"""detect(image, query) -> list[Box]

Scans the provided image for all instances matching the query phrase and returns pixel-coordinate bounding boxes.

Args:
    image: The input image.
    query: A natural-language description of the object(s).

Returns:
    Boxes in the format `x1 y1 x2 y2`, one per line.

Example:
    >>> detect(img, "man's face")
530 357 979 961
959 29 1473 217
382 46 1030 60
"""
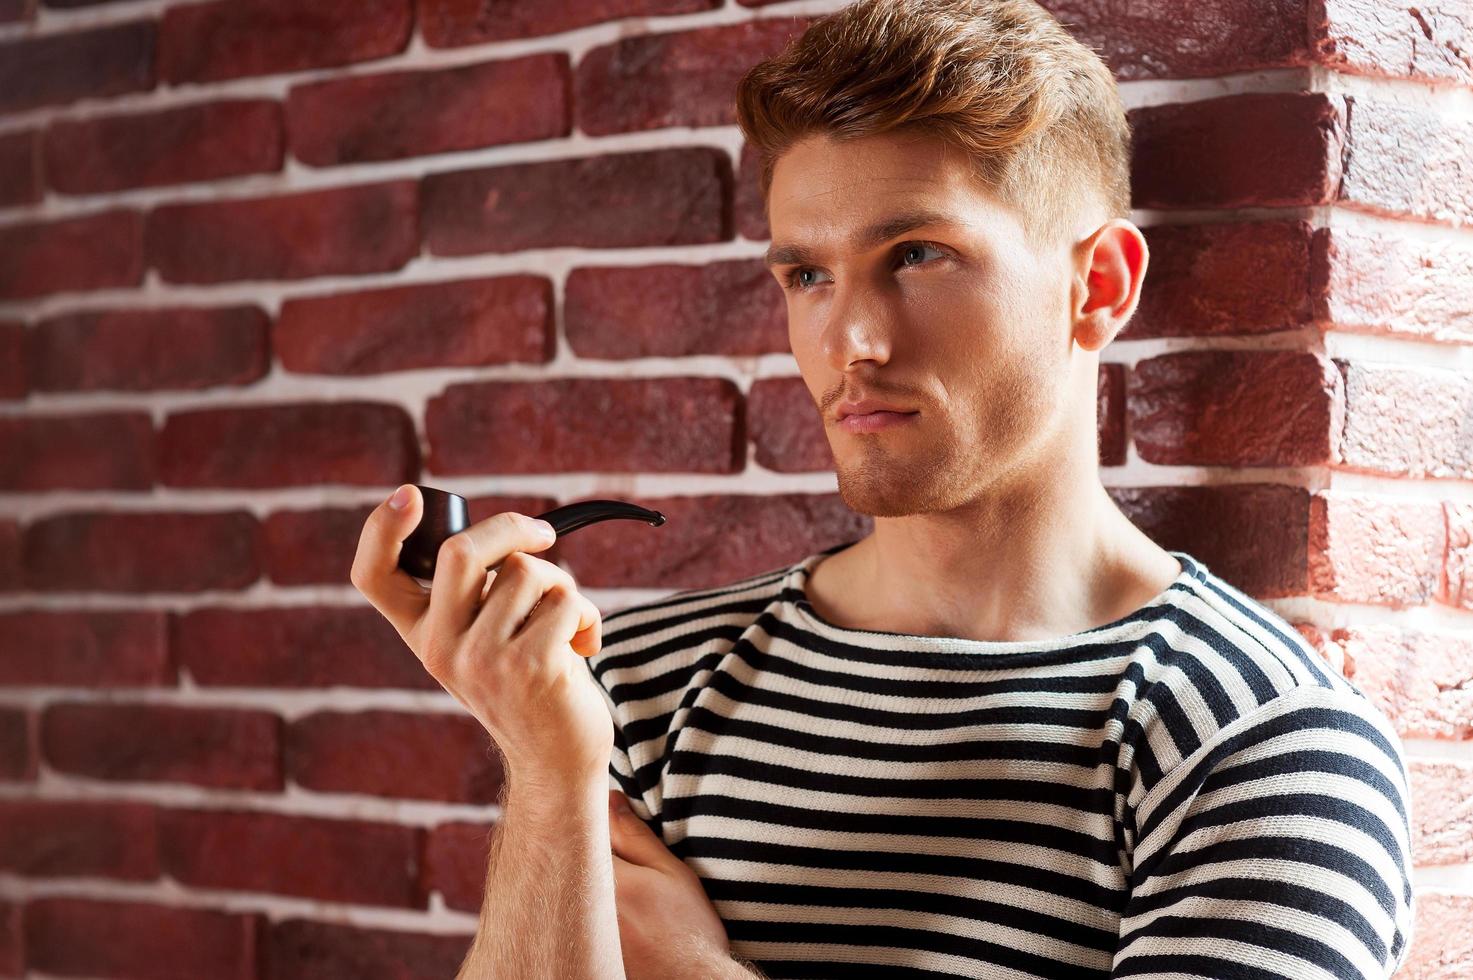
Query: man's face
766 130 1087 518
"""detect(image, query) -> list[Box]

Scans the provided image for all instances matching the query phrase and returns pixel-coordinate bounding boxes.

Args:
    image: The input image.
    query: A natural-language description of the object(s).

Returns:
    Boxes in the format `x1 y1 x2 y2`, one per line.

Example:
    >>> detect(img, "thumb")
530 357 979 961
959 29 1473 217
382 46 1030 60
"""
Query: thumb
609 790 672 867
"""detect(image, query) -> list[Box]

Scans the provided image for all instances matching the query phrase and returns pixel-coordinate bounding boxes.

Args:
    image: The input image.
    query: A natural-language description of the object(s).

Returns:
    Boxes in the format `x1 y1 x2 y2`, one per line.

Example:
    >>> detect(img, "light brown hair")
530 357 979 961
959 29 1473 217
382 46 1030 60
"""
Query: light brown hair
734 0 1132 253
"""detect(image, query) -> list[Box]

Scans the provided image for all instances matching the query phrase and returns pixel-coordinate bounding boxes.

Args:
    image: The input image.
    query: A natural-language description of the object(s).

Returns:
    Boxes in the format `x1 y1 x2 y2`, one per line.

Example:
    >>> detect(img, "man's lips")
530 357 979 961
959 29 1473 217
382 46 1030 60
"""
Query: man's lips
838 410 919 433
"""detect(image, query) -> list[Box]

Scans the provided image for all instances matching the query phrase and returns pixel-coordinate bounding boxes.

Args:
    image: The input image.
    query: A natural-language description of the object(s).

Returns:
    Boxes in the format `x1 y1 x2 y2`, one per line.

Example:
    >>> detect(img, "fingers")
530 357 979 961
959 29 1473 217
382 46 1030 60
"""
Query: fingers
349 484 431 640
422 512 557 652
517 583 603 659
475 550 579 643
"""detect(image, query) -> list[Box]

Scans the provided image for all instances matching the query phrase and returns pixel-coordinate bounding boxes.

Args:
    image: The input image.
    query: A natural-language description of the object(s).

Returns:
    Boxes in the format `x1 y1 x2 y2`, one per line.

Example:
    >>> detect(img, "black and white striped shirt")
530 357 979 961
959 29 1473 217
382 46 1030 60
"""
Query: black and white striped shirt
586 541 1415 979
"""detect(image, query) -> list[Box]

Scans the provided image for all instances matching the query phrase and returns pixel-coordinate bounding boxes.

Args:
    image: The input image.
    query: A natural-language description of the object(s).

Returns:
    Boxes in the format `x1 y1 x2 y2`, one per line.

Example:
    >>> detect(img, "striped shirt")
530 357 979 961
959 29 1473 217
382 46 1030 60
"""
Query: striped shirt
586 541 1415 979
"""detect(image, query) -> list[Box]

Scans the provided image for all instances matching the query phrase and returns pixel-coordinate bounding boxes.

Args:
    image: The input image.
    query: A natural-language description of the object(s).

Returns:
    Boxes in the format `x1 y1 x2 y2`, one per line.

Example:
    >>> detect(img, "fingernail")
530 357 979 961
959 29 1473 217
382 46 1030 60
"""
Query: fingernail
388 485 410 510
533 519 556 540
611 793 631 813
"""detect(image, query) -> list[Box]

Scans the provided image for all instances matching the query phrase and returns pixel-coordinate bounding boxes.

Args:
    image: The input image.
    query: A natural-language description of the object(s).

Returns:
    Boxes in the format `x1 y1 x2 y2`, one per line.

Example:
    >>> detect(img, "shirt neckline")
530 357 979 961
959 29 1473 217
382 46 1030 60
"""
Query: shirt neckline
782 540 1208 655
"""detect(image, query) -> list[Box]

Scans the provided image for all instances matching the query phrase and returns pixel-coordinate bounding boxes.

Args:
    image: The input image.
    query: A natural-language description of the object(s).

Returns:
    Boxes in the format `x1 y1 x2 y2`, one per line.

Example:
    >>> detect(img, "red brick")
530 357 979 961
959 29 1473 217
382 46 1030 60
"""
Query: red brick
275 276 552 376
0 321 25 400
1338 624 1473 739
24 510 261 593
1097 363 1126 466
0 708 34 782
1314 224 1473 345
1110 483 1312 598
174 605 437 690
45 100 283 195
0 800 156 879
1410 760 1473 866
1129 350 1338 466
1336 359 1473 478
0 609 170 686
0 209 143 300
577 18 810 135
1339 95 1473 227
0 0 31 22
262 492 553 586
419 0 716 46
426 377 743 475
288 710 501 803
26 897 259 980
0 130 39 206
0 20 154 115
158 401 419 488
421 147 729 256
749 376 830 474
42 703 282 790
1124 220 1319 340
735 140 768 241
0 411 153 491
0 520 18 593
266 918 471 980
561 492 870 590
1444 501 1473 611
0 900 17 978
159 808 425 908
29 306 269 393
1402 892 1473 979
424 821 492 912
146 180 419 284
159 0 411 85
565 259 786 358
1131 93 1344 210
288 53 569 166
1308 492 1445 607
1319 0 1473 86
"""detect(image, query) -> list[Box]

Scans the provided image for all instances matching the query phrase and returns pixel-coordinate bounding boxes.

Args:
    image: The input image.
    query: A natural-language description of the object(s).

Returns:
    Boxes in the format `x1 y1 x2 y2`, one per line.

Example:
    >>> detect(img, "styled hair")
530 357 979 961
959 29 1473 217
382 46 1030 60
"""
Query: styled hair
734 0 1132 253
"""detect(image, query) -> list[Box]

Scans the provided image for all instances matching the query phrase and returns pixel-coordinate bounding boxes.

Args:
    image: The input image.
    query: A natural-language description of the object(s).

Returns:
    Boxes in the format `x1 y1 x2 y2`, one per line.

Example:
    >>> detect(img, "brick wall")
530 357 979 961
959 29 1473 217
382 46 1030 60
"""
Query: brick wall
0 0 1469 976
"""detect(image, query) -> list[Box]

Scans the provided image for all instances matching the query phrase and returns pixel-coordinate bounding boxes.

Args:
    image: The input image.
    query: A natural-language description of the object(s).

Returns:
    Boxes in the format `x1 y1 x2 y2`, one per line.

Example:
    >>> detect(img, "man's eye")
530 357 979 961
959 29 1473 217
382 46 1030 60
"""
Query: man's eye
781 241 946 292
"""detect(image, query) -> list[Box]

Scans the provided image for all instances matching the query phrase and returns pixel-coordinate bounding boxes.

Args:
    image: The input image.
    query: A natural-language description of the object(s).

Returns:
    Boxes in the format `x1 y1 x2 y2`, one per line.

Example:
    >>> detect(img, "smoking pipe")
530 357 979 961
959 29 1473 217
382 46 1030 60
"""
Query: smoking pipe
397 484 666 582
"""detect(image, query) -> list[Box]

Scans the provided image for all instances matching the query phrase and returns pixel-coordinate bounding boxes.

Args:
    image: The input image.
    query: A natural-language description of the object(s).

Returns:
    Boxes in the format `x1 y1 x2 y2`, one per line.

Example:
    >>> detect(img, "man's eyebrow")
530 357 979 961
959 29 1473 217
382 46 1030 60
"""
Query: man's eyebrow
763 208 960 267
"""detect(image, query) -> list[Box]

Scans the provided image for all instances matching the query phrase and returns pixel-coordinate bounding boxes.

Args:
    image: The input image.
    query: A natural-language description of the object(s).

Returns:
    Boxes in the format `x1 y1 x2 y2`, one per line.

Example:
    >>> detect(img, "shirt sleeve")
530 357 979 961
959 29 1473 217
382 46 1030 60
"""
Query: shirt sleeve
583 648 658 827
1114 684 1415 979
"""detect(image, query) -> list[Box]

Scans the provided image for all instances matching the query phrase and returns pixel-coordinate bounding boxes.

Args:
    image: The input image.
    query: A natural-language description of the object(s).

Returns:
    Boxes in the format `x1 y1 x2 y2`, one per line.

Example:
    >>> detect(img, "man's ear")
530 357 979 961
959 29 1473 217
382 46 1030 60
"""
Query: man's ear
1072 219 1148 352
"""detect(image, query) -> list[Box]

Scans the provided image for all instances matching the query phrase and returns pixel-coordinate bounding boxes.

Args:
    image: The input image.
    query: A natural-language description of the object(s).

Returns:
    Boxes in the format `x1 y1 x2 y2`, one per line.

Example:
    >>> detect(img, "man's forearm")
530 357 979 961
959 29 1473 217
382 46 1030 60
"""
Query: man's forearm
457 777 624 980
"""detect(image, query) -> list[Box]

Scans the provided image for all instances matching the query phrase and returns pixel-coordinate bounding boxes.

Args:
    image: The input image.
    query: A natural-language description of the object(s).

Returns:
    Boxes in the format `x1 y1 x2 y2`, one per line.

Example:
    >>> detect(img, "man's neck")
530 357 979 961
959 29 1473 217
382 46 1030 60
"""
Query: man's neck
806 479 1181 644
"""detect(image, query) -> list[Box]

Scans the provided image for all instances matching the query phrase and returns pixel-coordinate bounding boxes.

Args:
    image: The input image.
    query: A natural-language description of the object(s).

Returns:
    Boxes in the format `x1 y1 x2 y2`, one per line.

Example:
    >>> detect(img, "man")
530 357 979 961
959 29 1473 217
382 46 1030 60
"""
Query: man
353 0 1414 977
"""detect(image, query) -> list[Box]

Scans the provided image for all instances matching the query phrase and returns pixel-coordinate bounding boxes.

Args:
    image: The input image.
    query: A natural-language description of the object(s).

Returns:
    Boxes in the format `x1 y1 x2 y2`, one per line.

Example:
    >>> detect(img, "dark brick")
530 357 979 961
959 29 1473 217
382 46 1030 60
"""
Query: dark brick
29 306 270 393
735 140 768 241
0 130 39 206
1129 350 1338 466
561 492 870 590
45 100 283 194
1131 93 1344 210
0 209 143 300
566 258 786 358
0 800 156 879
1110 482 1311 597
0 321 26 400
275 276 552 376
158 402 419 488
748 376 829 474
0 709 34 782
159 0 411 85
288 54 569 166
1097 362 1126 466
146 180 419 284
43 703 282 790
24 510 261 593
421 147 729 255
0 20 154 115
577 18 810 135
419 0 716 46
425 377 744 475
266 918 470 980
288 711 501 803
423 821 492 912
26 897 259 980
0 609 171 686
0 411 154 490
159 808 425 908
1125 219 1319 339
175 605 437 690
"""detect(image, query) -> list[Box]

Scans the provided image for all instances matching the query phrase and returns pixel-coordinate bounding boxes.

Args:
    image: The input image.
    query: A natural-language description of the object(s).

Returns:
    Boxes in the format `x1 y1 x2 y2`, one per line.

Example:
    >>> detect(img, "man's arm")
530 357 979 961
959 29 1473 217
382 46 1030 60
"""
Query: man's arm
1114 685 1414 978
457 776 625 980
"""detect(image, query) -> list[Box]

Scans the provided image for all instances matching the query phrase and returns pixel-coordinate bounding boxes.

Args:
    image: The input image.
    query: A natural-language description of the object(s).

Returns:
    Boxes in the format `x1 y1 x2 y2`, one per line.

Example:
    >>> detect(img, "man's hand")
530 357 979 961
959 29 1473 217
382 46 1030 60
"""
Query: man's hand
608 790 747 980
